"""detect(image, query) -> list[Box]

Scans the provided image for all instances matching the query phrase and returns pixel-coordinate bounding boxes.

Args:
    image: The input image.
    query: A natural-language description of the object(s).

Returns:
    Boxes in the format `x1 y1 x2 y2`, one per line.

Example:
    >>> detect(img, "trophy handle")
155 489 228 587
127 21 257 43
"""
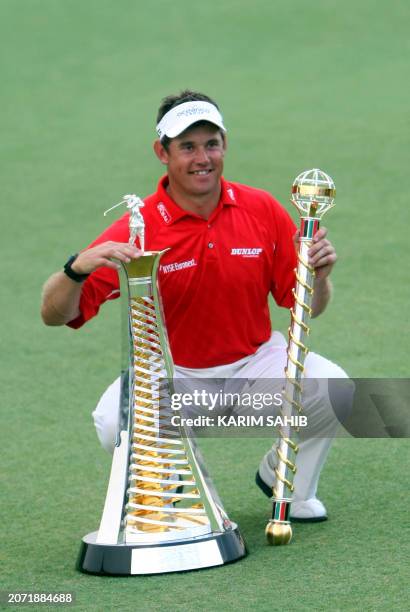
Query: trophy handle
266 169 336 545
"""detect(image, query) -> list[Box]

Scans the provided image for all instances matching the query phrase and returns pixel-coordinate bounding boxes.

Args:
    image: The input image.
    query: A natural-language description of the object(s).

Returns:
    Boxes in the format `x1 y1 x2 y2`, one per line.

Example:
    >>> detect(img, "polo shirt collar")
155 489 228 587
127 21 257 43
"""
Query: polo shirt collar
155 175 238 226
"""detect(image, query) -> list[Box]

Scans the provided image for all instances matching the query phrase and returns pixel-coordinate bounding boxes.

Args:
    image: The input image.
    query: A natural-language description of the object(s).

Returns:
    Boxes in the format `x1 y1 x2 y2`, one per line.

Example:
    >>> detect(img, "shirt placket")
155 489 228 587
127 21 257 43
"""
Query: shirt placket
204 205 225 262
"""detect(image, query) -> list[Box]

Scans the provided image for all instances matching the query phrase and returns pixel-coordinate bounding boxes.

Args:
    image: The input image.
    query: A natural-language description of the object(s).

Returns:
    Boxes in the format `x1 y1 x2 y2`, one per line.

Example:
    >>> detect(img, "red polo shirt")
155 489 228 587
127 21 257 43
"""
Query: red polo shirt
68 176 297 368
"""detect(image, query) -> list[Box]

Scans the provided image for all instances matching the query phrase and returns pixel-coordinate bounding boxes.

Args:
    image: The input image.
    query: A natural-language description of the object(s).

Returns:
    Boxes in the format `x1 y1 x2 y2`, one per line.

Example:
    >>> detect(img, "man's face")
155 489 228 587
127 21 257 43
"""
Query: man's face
154 123 226 198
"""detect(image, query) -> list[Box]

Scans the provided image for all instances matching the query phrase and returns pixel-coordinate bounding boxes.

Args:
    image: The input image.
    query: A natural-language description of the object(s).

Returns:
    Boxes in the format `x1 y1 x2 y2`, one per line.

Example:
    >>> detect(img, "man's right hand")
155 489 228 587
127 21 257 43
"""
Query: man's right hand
41 241 142 326
71 241 142 275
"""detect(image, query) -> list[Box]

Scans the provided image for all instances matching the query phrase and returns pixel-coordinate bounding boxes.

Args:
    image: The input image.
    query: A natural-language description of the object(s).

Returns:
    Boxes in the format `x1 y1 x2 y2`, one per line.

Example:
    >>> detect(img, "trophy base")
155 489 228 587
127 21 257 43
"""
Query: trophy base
77 524 247 575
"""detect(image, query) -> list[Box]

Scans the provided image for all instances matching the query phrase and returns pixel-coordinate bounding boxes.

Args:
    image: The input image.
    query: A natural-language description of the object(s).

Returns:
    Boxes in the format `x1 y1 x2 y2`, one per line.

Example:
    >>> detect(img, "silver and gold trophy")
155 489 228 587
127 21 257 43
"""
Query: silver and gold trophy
265 169 336 546
77 195 246 574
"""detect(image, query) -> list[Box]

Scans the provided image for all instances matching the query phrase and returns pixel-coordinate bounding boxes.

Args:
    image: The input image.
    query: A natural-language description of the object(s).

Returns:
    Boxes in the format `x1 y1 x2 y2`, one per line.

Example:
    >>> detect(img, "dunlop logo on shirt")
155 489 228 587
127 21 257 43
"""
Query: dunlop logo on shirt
231 248 263 257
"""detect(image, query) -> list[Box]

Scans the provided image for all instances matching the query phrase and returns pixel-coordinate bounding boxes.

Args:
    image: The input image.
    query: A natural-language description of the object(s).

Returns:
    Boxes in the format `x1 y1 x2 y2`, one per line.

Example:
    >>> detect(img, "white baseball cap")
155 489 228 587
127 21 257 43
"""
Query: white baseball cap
156 101 226 140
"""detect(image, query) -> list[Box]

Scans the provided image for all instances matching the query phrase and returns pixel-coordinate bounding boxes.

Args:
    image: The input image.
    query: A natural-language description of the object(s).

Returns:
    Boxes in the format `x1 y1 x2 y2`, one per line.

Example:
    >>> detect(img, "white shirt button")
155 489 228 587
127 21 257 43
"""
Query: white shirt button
208 242 214 249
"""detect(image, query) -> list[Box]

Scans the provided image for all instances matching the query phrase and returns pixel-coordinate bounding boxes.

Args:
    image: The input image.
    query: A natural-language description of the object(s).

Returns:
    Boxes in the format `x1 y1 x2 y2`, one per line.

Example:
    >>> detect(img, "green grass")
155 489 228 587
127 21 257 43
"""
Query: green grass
1 0 409 610
2 433 410 611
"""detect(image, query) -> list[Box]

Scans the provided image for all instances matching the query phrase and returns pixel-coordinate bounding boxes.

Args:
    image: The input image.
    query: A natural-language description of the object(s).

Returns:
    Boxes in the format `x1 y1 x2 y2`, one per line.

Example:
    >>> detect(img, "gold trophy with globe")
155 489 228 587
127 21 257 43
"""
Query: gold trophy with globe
265 169 336 545
77 195 247 575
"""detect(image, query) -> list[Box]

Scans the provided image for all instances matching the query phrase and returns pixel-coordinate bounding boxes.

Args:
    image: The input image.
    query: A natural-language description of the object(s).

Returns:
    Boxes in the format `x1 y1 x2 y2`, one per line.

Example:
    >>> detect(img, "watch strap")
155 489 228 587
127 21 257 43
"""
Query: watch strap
63 254 89 283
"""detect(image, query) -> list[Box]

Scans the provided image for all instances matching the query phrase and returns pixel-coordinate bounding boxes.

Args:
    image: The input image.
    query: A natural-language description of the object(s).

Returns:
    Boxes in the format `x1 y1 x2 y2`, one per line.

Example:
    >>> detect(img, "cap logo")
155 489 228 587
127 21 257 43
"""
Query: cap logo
175 105 212 119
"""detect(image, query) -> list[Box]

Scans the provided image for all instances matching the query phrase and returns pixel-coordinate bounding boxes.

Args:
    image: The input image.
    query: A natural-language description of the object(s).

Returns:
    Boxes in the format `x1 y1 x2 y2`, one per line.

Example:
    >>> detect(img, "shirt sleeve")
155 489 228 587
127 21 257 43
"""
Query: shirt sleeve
66 214 129 329
269 197 298 308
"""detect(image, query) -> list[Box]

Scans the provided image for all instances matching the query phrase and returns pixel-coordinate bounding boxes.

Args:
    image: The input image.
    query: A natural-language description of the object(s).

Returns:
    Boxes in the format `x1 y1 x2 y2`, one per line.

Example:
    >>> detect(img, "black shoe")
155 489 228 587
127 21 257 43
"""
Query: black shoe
255 470 273 498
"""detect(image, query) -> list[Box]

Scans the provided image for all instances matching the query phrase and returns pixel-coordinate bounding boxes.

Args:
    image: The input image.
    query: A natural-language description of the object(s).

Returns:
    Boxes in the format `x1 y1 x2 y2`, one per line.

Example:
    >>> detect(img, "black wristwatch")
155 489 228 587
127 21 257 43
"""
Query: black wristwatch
63 254 90 283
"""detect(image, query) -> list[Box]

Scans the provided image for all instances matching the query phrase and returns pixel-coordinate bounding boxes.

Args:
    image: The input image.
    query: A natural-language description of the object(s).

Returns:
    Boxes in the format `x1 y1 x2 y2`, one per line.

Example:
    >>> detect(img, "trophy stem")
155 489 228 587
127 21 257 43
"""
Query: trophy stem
266 236 315 545
266 168 336 546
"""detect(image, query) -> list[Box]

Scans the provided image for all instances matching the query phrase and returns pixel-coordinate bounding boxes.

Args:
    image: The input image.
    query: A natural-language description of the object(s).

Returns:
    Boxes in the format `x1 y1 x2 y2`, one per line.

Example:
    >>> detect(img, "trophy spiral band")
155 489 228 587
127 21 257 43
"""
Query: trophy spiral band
77 198 246 574
265 169 336 546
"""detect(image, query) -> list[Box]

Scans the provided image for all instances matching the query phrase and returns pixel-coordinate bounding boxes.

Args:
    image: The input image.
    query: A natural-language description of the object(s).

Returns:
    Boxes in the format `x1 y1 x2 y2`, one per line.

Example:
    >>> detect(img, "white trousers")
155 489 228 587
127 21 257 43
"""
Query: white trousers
92 332 353 502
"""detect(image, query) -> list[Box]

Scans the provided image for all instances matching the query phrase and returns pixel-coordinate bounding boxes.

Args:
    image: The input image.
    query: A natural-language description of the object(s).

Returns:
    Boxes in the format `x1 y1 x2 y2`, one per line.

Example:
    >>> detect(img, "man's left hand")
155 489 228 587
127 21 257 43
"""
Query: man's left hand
294 226 337 282
294 226 336 316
